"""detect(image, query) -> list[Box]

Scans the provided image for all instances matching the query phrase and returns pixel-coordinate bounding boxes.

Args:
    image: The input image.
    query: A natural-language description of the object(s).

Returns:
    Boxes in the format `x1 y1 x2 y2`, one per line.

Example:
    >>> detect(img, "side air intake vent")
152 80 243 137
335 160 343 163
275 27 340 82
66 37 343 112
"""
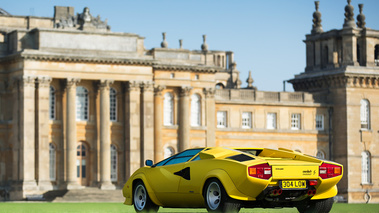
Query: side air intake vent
227 154 255 162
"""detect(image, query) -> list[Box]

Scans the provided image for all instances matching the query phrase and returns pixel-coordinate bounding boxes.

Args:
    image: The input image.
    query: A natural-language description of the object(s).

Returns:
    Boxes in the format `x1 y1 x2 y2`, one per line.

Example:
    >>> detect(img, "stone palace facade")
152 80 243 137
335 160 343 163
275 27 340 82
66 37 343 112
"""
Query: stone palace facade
0 1 377 203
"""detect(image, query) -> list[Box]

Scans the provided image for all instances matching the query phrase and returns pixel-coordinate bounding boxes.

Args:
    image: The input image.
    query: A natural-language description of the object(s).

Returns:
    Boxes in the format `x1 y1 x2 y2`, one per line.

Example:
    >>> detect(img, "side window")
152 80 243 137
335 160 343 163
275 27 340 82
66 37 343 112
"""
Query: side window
155 149 203 166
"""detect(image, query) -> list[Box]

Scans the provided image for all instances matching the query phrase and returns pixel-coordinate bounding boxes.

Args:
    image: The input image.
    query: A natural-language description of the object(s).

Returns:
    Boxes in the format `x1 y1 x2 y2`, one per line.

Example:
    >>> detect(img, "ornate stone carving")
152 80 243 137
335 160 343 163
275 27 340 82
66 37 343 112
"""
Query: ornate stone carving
203 88 215 98
201 35 208 52
290 74 379 92
55 7 110 31
154 85 166 96
99 79 114 90
180 86 192 97
140 81 154 92
126 81 140 92
343 0 355 28
312 1 323 34
161 32 168 48
36 76 52 88
22 75 37 87
246 70 257 90
66 78 80 88
356 4 366 28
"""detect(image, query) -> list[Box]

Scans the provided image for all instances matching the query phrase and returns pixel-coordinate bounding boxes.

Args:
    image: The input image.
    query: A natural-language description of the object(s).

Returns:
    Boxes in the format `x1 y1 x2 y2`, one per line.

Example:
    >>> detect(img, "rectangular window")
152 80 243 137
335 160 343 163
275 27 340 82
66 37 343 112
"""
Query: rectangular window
217 111 227 128
266 113 277 129
291 113 301 130
242 112 252 129
316 114 324 130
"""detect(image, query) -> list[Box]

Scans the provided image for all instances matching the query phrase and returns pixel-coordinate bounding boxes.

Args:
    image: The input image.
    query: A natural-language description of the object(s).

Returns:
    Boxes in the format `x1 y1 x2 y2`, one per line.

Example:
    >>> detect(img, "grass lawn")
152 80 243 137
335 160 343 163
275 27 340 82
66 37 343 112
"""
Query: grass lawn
0 202 378 213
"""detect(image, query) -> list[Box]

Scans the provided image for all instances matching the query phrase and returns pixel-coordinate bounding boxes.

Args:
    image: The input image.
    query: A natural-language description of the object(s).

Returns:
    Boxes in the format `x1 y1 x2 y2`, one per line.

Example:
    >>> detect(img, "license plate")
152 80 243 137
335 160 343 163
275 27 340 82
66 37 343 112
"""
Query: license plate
281 180 306 189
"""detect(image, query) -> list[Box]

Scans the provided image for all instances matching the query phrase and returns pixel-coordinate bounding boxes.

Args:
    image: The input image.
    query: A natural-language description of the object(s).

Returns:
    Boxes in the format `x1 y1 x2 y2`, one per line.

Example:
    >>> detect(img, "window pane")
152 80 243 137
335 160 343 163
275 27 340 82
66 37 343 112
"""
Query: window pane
164 93 174 126
242 112 252 129
361 151 371 184
360 99 370 129
49 86 55 120
316 114 324 130
110 88 117 122
76 86 89 121
77 159 80 178
191 94 201 127
82 159 86 178
267 113 276 129
217 111 227 128
291 113 301 130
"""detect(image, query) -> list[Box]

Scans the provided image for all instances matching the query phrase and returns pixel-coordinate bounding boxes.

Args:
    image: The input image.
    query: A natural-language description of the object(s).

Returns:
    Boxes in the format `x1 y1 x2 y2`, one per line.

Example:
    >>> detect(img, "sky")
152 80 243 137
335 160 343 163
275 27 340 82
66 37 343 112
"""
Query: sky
2 0 379 91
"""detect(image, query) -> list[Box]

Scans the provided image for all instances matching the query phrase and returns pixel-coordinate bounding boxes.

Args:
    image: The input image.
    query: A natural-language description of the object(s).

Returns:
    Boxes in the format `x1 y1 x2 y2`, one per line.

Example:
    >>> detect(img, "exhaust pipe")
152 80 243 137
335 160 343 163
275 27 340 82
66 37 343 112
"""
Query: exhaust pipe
277 189 282 195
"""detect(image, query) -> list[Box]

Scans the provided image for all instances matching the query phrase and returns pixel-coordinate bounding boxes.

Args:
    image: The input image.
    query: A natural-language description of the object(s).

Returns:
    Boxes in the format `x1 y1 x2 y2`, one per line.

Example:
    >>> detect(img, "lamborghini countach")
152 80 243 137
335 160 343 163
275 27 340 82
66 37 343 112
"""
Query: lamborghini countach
122 147 343 213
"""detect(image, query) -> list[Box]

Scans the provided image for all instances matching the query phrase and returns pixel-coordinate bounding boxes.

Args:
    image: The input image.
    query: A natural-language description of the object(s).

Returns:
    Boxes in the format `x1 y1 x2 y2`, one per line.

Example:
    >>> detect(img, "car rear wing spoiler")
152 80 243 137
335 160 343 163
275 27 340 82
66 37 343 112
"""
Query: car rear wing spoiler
258 148 322 163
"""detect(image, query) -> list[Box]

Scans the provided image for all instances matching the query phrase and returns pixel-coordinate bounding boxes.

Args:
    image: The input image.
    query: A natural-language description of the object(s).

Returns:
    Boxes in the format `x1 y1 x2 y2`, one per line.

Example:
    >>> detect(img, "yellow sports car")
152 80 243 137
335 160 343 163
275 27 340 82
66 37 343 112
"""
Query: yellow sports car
122 147 343 213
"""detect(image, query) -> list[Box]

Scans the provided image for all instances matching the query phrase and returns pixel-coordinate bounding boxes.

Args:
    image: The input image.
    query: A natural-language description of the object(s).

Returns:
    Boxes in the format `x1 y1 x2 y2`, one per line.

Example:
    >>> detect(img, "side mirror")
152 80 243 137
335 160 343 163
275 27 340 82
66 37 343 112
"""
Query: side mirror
145 159 153 167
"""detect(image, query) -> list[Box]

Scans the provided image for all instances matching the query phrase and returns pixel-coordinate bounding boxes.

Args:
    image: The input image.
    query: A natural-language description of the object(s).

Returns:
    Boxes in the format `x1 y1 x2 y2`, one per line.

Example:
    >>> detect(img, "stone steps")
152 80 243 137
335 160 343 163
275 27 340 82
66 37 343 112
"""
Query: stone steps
47 187 124 203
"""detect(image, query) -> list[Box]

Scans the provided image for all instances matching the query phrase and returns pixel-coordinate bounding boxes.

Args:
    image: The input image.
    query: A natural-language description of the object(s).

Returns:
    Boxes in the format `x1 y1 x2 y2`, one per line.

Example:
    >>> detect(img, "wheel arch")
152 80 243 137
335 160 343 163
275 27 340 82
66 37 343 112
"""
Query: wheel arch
131 174 163 206
201 169 255 201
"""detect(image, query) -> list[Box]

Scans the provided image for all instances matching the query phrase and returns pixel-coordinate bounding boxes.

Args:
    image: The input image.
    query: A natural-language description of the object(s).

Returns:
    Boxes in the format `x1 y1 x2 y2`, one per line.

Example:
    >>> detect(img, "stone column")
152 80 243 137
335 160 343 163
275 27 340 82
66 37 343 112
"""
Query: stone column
153 85 165 162
203 88 216 147
140 82 155 165
36 76 53 190
99 79 115 190
20 75 38 193
124 81 141 176
178 87 192 152
66 78 81 189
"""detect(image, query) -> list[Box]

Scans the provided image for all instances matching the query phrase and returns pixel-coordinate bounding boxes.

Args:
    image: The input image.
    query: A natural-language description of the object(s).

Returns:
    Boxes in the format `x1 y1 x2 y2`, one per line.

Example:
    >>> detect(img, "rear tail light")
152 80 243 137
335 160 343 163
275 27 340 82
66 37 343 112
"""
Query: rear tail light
309 180 318 186
248 163 272 180
319 163 342 179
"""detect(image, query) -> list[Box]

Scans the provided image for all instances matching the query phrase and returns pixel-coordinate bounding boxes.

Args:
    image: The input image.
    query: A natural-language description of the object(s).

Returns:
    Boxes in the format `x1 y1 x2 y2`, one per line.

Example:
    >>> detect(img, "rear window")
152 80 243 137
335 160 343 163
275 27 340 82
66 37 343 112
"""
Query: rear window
235 149 263 156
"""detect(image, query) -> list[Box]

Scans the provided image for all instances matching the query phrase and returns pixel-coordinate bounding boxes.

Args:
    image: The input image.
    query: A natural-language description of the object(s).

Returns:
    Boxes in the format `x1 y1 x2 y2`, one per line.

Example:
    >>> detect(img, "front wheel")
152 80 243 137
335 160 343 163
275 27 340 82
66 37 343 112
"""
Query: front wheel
297 197 334 213
204 179 240 213
133 181 159 213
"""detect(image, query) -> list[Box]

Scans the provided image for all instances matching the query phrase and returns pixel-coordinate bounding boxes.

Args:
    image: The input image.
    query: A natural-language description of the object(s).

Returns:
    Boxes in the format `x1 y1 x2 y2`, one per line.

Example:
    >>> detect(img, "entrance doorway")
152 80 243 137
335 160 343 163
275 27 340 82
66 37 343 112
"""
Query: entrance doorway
77 143 89 186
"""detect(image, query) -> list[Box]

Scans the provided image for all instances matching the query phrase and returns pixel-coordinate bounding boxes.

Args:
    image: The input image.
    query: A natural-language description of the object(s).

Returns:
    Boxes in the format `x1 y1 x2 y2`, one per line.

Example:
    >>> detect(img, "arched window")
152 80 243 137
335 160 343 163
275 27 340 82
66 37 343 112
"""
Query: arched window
191 94 201 127
361 151 371 184
215 83 224 89
164 146 175 159
163 93 174 126
110 144 117 182
360 99 370 129
49 86 56 120
49 143 56 181
110 88 117 122
316 150 325 159
76 86 89 121
375 45 379 66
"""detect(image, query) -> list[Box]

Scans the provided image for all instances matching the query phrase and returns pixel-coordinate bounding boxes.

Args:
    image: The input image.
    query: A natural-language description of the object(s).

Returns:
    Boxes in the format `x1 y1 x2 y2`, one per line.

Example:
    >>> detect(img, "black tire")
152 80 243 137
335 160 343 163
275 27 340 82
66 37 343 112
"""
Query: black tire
133 181 159 213
297 197 334 213
204 179 240 213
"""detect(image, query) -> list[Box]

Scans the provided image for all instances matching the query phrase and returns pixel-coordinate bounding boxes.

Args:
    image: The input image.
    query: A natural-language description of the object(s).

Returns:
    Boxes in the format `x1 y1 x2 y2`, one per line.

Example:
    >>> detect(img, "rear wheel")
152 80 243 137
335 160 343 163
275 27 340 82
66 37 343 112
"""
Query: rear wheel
204 179 240 213
297 197 334 213
133 181 159 213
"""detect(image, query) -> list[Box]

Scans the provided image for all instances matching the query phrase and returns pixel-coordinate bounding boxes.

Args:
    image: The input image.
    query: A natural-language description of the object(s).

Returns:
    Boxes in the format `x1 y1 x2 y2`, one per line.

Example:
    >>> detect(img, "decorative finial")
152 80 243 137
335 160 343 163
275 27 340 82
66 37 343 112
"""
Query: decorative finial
161 32 168 48
179 39 183 49
343 0 355 28
201 34 208 52
356 4 366 28
246 70 255 89
311 1 323 34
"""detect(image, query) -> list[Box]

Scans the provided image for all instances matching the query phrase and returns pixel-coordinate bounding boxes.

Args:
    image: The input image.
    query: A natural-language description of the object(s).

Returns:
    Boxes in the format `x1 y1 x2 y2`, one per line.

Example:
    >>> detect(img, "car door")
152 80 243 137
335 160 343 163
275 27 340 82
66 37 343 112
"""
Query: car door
145 149 204 207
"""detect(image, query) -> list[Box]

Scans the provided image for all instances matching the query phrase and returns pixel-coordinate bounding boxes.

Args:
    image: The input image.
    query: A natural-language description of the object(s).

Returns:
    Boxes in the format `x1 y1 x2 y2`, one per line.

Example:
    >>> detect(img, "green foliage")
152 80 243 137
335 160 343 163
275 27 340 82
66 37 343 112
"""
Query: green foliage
0 203 378 213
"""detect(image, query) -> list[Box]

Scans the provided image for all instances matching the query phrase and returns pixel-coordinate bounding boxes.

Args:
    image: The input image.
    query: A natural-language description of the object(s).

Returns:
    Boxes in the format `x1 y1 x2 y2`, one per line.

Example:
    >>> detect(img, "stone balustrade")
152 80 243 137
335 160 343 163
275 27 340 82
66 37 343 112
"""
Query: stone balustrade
215 89 320 104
